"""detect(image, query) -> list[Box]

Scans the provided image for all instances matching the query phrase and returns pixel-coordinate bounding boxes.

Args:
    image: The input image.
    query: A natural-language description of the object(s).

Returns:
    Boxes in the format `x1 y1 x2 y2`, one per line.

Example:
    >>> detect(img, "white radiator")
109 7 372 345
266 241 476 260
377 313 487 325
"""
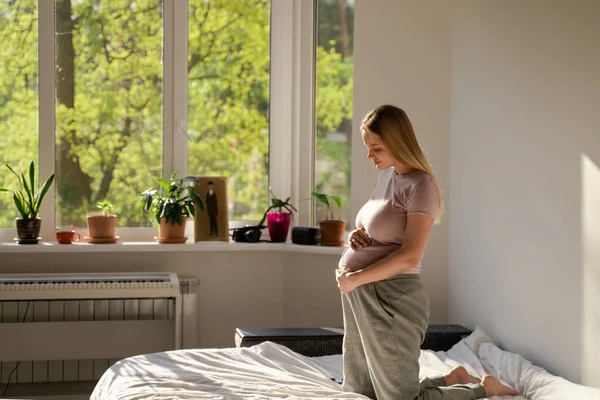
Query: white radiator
0 272 196 393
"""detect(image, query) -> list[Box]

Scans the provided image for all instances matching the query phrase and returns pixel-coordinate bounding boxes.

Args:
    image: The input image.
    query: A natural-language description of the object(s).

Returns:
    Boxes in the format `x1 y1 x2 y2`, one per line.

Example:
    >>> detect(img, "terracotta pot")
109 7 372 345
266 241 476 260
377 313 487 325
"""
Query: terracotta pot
87 215 117 238
318 220 347 246
159 217 187 239
16 217 41 240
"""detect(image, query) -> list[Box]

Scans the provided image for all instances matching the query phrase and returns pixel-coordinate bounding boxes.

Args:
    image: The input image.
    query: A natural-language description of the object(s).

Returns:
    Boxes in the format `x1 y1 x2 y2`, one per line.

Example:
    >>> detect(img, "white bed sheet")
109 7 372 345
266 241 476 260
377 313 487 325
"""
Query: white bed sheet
91 327 600 400
90 341 369 399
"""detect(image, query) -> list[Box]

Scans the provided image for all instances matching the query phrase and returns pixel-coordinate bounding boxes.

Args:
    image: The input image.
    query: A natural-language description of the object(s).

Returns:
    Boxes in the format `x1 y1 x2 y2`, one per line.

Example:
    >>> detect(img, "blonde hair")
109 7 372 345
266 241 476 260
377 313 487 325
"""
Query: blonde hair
361 105 444 223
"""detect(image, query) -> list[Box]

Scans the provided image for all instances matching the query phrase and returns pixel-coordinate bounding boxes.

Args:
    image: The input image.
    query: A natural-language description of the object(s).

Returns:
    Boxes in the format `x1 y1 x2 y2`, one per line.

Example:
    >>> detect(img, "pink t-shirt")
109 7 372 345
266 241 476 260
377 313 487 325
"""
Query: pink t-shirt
338 168 440 274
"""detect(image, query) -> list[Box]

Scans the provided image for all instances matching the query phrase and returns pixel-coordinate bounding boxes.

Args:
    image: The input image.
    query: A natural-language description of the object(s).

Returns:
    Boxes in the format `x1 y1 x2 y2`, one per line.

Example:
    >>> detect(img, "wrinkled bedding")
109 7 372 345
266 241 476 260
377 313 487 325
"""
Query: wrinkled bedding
91 327 600 399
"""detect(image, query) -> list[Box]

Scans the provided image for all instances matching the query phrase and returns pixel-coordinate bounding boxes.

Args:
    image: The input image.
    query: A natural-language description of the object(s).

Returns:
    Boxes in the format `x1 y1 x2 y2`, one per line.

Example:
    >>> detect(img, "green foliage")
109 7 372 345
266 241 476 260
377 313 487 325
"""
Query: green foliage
0 161 55 219
140 173 204 227
0 0 39 226
187 0 271 221
317 0 355 57
257 188 297 227
311 188 343 221
54 0 163 228
96 200 114 217
314 4 354 225
0 0 354 228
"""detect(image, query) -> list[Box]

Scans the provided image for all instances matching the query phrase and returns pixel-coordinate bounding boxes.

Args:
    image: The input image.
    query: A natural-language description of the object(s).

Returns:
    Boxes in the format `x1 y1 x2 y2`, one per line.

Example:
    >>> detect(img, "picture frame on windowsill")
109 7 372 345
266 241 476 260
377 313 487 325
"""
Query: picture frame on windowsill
193 176 229 243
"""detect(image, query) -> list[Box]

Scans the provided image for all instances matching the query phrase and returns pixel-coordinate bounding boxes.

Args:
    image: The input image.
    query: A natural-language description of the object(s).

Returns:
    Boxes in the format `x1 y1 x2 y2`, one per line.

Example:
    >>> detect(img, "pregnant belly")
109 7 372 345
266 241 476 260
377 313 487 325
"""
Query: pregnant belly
339 244 400 272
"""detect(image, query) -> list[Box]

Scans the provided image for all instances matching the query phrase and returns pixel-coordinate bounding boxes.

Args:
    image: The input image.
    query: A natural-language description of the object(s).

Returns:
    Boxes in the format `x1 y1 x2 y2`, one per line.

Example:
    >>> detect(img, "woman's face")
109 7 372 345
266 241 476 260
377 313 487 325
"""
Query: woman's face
362 129 396 170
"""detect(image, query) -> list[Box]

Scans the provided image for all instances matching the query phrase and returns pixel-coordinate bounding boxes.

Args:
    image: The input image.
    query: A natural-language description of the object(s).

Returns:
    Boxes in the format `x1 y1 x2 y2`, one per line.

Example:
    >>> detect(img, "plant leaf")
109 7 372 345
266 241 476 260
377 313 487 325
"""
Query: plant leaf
193 191 204 211
13 192 27 219
28 161 35 200
157 177 170 191
0 188 9 192
21 171 34 215
330 195 342 209
258 205 275 226
140 189 156 213
33 173 55 217
313 193 330 206
257 215 266 226
5 164 21 182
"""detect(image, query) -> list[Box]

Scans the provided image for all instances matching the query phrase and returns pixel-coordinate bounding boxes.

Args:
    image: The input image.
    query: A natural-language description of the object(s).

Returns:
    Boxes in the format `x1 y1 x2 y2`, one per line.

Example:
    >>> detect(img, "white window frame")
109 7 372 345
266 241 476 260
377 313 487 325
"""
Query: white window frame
0 0 316 243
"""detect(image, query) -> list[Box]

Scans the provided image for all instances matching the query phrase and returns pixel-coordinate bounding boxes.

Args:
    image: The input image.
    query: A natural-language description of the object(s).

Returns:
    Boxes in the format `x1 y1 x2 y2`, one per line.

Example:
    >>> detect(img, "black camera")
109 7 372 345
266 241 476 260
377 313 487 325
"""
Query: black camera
229 225 266 243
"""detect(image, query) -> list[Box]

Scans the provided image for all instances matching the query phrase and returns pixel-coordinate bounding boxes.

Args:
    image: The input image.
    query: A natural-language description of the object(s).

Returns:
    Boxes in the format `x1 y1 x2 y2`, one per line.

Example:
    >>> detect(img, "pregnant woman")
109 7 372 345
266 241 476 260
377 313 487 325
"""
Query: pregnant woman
336 104 519 400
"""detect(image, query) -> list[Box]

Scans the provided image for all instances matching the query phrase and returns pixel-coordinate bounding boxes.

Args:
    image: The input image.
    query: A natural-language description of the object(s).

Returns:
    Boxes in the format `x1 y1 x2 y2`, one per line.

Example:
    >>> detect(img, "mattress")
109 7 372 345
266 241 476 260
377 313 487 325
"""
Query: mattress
91 327 600 399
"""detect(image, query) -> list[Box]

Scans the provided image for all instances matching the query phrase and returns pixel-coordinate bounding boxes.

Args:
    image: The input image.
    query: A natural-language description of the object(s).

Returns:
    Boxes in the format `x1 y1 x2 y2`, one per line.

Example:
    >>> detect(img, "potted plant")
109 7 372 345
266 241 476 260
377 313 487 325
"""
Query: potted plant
311 188 346 246
86 200 117 240
257 188 297 243
0 161 55 244
140 173 204 243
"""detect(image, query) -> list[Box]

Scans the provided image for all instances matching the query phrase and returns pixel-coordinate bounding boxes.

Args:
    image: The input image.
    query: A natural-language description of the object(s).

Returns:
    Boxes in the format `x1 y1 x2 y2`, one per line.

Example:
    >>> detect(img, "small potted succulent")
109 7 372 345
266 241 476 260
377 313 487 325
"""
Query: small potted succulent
86 200 117 240
140 173 204 243
258 188 297 243
311 188 346 246
0 161 55 244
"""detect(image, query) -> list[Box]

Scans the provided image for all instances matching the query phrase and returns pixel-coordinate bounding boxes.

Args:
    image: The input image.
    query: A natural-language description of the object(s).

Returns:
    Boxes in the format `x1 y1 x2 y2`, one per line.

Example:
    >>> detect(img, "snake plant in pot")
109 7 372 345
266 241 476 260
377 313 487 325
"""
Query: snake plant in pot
0 161 55 244
311 188 346 246
140 173 204 243
257 188 297 242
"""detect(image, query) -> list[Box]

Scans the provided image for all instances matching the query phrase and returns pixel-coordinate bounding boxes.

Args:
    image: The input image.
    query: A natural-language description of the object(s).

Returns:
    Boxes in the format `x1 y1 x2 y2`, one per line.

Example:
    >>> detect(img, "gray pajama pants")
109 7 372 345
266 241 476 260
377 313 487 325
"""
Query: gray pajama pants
341 274 486 400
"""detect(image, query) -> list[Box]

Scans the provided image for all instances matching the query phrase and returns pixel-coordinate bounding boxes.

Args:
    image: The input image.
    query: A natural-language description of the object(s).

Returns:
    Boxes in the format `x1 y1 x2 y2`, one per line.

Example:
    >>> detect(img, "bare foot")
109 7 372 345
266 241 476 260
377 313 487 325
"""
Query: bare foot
445 365 481 385
481 375 520 397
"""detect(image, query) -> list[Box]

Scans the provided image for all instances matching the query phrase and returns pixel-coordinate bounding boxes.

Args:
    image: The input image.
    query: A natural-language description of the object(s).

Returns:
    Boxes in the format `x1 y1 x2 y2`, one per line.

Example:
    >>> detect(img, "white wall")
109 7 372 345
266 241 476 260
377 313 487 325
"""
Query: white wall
450 0 600 386
0 250 342 348
0 245 450 349
352 0 452 324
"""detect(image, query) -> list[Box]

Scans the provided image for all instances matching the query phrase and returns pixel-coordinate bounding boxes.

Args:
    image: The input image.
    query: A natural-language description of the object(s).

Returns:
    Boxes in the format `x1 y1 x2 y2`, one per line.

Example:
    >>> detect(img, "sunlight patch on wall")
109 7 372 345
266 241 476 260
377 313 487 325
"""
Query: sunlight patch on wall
582 153 600 387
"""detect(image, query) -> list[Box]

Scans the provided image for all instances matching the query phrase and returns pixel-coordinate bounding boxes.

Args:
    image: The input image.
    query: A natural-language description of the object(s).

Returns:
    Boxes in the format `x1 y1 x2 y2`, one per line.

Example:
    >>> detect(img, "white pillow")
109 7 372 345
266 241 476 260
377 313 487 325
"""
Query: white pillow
478 342 600 400
463 326 493 354
444 326 494 379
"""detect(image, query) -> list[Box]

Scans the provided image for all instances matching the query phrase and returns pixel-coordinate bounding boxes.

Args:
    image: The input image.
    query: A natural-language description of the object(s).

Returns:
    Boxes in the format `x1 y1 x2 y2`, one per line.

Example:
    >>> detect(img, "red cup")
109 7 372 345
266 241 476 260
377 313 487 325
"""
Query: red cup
56 230 81 244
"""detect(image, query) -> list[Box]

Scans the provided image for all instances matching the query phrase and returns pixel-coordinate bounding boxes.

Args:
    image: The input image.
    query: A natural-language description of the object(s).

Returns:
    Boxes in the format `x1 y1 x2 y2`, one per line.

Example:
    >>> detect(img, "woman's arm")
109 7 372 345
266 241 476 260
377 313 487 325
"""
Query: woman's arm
337 214 434 293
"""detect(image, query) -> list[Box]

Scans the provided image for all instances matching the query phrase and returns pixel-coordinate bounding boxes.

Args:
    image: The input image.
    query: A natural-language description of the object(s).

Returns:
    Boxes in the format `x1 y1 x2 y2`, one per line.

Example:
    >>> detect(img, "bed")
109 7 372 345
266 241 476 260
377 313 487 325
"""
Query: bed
91 327 600 399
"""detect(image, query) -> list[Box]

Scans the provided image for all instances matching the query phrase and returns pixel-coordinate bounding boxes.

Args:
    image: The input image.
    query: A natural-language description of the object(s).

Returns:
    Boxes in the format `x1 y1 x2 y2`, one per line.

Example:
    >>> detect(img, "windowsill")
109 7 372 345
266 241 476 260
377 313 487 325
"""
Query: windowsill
0 240 345 255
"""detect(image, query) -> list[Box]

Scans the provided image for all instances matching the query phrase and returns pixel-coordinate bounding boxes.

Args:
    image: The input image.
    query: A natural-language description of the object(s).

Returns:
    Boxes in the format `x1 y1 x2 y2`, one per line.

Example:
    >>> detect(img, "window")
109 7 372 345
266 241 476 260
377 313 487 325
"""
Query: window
187 0 270 222
55 0 163 229
0 0 39 228
0 0 355 242
315 0 354 224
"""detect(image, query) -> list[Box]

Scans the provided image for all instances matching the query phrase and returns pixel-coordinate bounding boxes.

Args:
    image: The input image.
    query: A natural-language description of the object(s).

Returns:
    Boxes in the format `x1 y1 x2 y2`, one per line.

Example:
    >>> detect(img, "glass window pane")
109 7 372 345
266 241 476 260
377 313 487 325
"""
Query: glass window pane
55 0 163 229
187 0 270 222
315 0 354 225
0 0 39 228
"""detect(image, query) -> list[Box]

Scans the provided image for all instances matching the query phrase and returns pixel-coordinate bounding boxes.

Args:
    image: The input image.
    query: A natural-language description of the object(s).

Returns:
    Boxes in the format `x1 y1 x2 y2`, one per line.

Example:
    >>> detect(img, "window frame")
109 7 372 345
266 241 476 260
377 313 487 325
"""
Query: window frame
0 0 317 243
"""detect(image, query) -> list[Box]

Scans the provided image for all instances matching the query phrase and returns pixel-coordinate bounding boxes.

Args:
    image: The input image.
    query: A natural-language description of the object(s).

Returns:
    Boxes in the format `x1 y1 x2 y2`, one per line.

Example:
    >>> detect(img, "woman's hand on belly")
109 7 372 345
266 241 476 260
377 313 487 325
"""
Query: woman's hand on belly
336 267 360 294
348 228 372 250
